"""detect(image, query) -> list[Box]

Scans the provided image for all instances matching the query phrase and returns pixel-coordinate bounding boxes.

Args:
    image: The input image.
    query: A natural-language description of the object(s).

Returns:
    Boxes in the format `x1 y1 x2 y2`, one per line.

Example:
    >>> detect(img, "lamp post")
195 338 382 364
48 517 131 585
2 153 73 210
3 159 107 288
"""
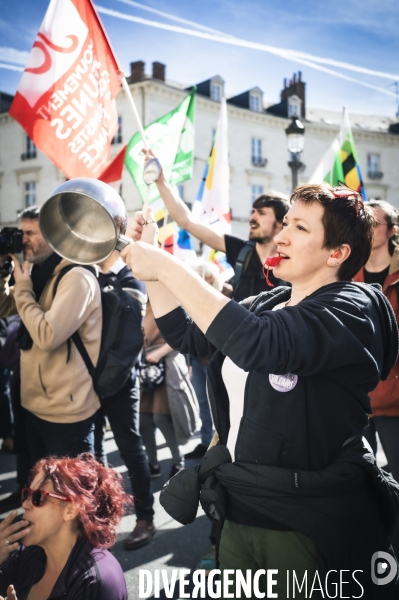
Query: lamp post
285 116 305 191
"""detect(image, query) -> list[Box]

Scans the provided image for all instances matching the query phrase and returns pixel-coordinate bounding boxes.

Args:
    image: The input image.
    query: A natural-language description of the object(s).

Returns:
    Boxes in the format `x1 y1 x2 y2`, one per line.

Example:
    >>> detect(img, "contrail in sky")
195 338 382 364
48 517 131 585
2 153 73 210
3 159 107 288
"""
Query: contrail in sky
0 62 23 72
114 0 238 39
95 5 396 98
113 0 399 82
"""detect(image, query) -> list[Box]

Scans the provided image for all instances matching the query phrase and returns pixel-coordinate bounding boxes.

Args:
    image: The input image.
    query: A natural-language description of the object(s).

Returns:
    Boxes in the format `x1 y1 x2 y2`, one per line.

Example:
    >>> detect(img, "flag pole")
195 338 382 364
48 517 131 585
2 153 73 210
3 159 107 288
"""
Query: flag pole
121 76 148 149
121 76 150 214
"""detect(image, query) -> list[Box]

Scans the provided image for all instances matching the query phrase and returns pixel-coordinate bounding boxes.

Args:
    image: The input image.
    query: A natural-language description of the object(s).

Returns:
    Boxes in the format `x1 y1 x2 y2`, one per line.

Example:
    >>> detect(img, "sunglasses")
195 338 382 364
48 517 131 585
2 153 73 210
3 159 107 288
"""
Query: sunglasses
21 487 71 507
332 187 361 215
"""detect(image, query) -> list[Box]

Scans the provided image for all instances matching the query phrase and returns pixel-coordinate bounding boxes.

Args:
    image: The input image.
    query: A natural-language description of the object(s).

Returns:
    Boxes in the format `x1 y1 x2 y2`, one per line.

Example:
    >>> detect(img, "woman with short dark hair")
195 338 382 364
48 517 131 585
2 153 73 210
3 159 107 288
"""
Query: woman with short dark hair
122 183 399 598
0 454 130 600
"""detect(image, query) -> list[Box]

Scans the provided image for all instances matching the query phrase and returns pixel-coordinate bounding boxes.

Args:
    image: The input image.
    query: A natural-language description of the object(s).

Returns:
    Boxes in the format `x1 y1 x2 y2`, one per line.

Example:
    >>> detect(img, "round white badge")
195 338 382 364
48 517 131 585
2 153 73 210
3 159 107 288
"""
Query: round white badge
269 373 298 392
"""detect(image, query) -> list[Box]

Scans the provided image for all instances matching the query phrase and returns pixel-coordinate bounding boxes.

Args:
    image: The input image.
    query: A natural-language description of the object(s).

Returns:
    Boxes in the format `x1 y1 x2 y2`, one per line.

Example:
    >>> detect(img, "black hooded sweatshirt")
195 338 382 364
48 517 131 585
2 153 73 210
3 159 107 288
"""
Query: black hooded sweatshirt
157 281 399 598
157 282 398 471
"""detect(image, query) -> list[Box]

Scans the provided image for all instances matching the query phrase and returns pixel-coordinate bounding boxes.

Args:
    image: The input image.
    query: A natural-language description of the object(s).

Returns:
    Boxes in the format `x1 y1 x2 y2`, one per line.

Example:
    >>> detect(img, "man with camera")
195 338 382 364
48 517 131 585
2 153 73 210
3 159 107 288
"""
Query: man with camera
0 206 102 466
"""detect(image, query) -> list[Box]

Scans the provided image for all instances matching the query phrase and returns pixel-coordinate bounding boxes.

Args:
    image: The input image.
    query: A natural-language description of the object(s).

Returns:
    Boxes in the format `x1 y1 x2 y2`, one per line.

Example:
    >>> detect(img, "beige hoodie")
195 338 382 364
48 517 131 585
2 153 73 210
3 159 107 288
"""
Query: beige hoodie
0 258 102 423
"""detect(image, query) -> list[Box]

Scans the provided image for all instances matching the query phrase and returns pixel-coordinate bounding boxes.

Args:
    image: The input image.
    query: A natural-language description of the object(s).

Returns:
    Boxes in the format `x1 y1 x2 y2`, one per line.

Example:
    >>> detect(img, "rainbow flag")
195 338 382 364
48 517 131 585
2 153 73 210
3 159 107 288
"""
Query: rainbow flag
193 98 230 221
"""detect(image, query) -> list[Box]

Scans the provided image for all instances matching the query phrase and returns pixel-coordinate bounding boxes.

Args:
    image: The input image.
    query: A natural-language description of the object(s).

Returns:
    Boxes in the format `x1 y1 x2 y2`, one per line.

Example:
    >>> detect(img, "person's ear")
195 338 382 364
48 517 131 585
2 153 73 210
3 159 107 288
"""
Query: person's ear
274 221 284 233
388 225 397 239
327 244 351 268
62 502 80 523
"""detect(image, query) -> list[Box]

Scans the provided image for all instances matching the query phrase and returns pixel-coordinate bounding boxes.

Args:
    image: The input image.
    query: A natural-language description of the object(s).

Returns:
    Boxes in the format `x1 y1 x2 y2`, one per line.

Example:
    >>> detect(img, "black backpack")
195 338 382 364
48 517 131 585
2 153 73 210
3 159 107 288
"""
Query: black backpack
54 265 144 399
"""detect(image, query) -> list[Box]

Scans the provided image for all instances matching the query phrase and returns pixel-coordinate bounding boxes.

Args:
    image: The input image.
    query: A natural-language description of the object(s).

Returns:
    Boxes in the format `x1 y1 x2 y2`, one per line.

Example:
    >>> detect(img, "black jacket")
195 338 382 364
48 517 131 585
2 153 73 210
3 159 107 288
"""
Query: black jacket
157 282 398 470
157 282 399 598
161 438 399 599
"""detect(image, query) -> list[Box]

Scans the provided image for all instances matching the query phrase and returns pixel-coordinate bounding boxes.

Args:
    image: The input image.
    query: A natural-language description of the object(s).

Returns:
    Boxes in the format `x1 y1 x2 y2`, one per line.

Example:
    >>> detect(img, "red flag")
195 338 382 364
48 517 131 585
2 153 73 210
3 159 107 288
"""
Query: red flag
9 0 121 179
98 145 126 191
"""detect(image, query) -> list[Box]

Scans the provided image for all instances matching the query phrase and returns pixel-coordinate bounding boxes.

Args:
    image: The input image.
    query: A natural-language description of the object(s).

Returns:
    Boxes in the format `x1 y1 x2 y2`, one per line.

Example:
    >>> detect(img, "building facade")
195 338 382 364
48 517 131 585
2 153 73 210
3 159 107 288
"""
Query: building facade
0 63 398 239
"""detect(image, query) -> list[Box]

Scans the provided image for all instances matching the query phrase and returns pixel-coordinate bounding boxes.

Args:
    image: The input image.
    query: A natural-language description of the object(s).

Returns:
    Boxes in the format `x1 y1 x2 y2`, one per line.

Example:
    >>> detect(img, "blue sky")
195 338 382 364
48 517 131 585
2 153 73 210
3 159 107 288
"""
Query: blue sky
0 0 398 117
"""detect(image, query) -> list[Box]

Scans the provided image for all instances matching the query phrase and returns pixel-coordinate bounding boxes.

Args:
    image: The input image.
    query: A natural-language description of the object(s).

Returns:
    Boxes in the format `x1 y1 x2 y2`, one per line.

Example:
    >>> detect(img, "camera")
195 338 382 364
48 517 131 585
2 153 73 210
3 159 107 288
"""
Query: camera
0 227 23 255
0 228 23 277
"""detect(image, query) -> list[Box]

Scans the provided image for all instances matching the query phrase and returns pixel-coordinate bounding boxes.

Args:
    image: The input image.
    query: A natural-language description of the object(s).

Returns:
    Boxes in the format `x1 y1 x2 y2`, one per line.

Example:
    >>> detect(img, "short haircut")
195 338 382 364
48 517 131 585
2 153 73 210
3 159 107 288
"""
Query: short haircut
290 183 376 281
367 199 399 256
18 206 40 221
252 192 290 223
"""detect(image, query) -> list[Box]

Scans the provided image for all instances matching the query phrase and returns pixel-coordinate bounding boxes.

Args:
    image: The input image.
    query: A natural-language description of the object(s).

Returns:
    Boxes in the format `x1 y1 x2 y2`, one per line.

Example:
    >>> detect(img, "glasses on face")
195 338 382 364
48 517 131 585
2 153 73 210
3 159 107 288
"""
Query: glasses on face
21 487 71 507
374 220 388 228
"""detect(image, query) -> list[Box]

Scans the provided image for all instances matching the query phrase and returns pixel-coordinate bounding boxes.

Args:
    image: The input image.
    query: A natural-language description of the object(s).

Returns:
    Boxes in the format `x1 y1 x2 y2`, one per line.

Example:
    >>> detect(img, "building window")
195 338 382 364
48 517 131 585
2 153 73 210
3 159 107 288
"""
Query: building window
112 117 123 144
288 97 301 118
251 185 263 204
21 136 37 160
250 94 260 112
251 138 266 167
367 153 383 179
24 181 36 207
210 83 221 102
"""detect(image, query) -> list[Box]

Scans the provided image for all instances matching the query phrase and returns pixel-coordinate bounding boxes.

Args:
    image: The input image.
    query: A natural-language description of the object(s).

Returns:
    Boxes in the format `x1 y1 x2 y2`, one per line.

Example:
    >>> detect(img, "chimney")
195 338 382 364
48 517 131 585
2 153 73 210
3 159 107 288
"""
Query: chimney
129 61 145 83
280 71 306 118
152 61 165 81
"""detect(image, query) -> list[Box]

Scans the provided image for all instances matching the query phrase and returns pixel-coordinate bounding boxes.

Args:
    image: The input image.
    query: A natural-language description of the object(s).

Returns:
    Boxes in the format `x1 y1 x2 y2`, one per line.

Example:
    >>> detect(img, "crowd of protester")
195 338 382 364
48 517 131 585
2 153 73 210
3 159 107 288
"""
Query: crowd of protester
1 169 399 598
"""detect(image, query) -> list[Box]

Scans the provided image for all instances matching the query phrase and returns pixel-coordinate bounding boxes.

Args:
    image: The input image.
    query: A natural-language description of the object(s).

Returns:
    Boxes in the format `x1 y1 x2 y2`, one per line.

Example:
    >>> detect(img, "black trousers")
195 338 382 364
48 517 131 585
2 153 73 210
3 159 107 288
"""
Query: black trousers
95 379 154 522
363 416 399 557
25 410 96 467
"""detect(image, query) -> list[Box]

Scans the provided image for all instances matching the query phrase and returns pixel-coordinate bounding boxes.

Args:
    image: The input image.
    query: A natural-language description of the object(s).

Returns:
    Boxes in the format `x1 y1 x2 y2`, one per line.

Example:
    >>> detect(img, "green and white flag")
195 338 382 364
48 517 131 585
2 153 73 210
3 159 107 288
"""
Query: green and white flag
308 107 366 198
125 88 196 205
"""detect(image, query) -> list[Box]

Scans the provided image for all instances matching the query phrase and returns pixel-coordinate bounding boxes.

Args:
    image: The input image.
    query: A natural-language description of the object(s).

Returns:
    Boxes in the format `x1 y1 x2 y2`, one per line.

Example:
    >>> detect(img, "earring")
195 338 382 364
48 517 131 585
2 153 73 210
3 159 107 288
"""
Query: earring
335 262 339 266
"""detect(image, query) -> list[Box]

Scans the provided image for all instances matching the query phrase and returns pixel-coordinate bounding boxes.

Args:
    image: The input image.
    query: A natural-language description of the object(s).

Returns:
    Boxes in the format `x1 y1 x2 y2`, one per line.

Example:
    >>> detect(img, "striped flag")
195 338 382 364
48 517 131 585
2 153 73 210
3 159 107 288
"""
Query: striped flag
309 107 367 199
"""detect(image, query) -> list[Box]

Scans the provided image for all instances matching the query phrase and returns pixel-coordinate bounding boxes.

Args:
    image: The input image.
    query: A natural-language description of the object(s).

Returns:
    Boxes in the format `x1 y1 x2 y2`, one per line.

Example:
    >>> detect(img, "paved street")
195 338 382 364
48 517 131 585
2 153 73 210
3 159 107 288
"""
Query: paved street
0 430 212 600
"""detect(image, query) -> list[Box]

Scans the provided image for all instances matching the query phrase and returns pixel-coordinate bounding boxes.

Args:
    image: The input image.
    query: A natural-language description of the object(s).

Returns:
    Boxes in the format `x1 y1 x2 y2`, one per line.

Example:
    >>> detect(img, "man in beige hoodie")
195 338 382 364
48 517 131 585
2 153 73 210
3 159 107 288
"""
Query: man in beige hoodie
0 206 102 467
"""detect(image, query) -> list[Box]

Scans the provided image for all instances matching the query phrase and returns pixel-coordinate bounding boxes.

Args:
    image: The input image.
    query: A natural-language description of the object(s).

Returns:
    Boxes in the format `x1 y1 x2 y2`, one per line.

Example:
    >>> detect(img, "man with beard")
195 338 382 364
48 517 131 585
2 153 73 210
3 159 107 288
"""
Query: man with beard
131 150 289 302
0 206 102 467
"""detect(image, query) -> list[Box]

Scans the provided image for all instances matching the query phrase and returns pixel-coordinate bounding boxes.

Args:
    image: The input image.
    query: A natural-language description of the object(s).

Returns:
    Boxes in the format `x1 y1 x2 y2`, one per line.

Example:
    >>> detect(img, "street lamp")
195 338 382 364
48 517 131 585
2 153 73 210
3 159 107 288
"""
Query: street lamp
285 116 305 191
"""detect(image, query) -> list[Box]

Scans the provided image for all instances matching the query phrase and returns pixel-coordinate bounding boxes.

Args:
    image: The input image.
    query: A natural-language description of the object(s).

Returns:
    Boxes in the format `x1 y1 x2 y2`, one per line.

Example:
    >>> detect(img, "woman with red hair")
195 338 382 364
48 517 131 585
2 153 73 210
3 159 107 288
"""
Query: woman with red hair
0 453 130 600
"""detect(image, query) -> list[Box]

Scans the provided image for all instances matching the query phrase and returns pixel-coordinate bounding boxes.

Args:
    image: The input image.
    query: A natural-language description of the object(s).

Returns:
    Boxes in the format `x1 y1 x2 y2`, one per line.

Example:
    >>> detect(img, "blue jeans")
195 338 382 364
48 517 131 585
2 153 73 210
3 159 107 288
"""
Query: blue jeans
94 379 154 521
191 357 214 447
25 410 96 467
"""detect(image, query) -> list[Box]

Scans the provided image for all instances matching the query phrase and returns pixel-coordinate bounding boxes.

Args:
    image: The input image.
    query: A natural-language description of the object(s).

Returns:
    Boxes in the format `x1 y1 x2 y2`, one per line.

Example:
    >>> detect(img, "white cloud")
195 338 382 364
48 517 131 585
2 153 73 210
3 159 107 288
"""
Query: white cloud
0 47 29 66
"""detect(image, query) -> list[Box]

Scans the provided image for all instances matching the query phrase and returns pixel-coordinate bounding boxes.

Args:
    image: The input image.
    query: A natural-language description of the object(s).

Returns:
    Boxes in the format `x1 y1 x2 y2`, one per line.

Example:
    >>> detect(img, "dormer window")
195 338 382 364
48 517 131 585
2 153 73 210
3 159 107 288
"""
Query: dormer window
249 94 261 112
210 83 221 102
288 95 302 118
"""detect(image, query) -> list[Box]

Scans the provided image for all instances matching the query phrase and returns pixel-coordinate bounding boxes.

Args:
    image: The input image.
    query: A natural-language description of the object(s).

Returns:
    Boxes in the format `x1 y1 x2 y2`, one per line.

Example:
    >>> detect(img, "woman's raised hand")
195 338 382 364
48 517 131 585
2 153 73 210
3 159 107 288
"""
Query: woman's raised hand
0 510 30 566
140 208 159 246
0 584 18 600
126 208 159 244
126 211 145 242
121 209 163 282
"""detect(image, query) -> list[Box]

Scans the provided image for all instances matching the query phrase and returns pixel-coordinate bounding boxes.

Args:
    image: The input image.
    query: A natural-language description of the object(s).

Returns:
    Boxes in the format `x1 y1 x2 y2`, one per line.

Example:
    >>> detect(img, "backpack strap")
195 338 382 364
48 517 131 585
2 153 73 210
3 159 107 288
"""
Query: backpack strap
70 330 96 379
52 264 96 371
232 241 256 294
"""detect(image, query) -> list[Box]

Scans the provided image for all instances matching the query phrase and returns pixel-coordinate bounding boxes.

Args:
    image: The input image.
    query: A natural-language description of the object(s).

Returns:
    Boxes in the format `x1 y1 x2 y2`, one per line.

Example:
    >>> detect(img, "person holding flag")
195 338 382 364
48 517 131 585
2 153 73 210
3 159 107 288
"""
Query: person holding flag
130 149 289 302
122 184 399 598
124 88 196 253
